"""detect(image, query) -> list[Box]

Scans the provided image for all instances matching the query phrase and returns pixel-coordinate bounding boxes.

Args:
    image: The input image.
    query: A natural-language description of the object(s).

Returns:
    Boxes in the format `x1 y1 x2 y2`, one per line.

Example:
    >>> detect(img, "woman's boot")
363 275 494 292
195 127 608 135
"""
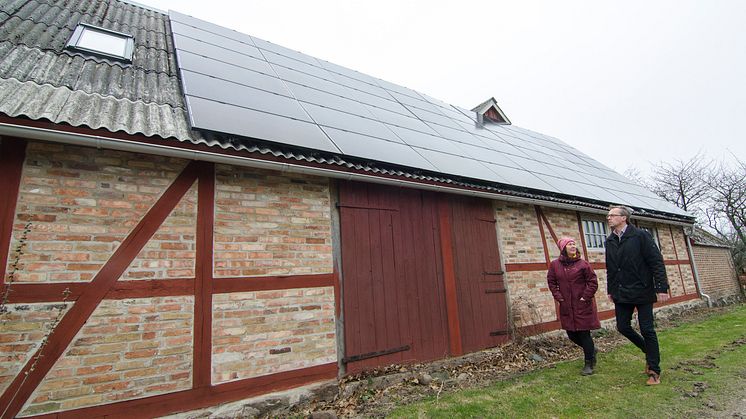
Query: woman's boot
581 359 594 375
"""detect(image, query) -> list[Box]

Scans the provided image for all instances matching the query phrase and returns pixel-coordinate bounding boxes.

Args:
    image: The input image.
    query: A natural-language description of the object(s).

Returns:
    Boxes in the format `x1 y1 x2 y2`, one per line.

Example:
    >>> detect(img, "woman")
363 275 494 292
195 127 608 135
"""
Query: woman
547 236 601 375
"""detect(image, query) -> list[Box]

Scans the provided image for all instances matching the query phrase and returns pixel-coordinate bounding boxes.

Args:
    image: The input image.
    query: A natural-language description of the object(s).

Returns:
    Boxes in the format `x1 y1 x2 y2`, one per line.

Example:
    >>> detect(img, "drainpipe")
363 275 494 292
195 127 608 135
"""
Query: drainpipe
684 227 711 307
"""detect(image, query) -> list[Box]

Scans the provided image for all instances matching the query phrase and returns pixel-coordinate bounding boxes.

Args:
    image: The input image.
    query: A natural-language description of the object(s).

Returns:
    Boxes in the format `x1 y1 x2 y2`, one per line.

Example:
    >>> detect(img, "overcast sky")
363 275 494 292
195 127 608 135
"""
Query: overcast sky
140 0 745 175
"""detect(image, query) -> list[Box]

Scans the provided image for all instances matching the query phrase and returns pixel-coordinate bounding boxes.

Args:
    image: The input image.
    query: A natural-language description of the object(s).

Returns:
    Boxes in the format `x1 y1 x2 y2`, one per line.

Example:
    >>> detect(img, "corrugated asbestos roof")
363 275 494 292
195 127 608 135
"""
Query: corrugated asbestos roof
0 0 193 139
0 0 694 222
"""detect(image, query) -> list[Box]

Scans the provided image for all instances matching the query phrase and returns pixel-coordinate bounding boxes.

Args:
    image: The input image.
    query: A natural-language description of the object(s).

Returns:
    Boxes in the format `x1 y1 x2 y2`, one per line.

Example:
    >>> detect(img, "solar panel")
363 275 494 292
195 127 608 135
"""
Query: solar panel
185 96 340 153
321 127 437 171
169 10 691 218
302 103 404 144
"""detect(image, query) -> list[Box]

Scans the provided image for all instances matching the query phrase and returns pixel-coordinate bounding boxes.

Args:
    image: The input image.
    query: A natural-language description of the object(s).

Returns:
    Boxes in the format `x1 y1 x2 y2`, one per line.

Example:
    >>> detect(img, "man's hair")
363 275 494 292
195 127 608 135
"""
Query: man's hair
609 205 633 221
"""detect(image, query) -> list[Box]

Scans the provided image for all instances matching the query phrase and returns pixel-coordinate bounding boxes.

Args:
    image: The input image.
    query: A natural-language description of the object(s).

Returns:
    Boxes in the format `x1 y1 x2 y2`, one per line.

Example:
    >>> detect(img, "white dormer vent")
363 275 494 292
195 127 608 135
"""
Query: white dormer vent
471 97 511 126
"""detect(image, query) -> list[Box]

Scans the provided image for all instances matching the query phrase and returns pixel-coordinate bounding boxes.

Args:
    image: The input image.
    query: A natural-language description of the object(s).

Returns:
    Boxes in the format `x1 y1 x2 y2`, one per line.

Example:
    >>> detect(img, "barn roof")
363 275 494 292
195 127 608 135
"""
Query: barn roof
0 0 693 223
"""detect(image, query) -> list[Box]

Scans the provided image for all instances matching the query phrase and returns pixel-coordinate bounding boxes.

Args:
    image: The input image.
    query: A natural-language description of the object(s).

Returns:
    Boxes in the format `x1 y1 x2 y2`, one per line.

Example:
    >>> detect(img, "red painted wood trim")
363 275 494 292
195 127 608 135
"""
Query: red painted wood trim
576 212 589 260
193 162 215 388
683 233 702 295
213 273 335 294
668 225 687 294
0 137 26 286
516 294 700 338
26 363 337 419
538 207 558 245
6 279 194 303
9 274 339 303
663 260 694 266
505 262 551 272
590 262 606 270
437 199 463 356
0 161 200 419
534 206 551 267
515 320 561 336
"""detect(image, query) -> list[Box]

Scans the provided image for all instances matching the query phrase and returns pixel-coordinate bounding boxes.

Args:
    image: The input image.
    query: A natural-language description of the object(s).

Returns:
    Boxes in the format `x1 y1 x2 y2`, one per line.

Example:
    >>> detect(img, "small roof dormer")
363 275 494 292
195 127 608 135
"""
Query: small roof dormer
471 97 511 126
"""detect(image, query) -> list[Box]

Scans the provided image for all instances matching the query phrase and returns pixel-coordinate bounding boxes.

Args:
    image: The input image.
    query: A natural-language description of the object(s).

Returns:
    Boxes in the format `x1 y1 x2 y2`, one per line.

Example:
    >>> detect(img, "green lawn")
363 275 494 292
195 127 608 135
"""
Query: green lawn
391 304 746 418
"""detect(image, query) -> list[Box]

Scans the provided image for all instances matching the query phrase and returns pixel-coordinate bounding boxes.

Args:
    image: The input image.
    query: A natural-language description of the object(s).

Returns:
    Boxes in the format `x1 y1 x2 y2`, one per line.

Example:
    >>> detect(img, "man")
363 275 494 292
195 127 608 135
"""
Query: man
605 205 669 385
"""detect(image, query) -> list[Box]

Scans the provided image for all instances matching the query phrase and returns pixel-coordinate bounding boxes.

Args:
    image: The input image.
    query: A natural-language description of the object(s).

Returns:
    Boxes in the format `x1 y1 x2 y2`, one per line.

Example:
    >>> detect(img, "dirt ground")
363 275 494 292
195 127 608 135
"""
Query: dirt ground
285 303 745 418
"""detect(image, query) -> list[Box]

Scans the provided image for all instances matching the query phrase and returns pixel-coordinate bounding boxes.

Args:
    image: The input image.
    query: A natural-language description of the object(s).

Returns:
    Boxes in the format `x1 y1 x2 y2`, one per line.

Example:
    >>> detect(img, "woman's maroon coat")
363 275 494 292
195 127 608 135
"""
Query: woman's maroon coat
547 256 601 331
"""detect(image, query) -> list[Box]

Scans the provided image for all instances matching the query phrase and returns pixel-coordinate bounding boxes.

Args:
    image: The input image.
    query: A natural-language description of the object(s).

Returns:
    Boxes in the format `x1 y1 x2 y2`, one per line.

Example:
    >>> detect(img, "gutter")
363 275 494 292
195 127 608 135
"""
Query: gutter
0 121 694 227
684 226 711 307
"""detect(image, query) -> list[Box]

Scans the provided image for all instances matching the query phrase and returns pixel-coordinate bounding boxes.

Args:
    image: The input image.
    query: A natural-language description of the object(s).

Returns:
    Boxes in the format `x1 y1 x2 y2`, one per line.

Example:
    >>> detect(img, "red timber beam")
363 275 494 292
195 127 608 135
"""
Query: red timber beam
193 162 215 388
533 206 558 320
26 363 337 419
536 206 558 245
534 206 552 268
668 225 688 294
437 198 463 357
6 273 337 303
0 161 201 419
515 293 699 338
576 212 589 260
0 137 26 286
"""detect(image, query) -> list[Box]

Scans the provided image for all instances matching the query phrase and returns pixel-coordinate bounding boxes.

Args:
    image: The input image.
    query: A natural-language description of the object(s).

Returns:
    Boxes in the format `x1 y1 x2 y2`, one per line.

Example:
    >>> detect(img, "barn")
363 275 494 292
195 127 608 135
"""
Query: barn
0 0 702 417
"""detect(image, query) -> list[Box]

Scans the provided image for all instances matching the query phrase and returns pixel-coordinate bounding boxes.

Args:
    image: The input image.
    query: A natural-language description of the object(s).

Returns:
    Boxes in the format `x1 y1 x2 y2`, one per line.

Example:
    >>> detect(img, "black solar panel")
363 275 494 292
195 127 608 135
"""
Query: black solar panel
169 10 690 217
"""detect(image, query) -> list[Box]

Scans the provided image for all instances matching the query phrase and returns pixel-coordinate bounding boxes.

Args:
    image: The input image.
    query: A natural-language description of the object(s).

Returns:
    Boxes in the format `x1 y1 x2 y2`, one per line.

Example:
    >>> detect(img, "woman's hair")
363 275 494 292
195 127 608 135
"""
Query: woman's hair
561 247 581 259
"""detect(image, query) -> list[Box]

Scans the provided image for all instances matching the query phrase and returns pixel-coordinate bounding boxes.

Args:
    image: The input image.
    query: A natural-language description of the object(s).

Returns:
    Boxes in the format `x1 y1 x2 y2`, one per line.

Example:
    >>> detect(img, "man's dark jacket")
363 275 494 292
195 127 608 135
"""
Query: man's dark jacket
605 224 669 304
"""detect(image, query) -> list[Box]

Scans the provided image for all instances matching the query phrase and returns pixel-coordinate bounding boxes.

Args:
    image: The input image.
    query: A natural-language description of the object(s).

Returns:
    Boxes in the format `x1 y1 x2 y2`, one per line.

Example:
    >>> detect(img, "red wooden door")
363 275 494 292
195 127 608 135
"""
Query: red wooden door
338 181 449 373
449 196 509 353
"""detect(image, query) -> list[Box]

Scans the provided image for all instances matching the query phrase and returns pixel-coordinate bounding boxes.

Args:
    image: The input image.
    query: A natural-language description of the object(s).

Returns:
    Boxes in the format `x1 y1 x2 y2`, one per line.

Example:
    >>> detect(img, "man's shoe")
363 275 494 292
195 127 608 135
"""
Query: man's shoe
646 372 661 385
581 360 594 376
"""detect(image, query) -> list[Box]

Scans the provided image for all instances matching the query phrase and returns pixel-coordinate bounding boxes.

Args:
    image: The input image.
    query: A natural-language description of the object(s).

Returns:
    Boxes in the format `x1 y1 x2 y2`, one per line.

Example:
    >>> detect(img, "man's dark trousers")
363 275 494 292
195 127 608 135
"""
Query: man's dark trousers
614 302 660 374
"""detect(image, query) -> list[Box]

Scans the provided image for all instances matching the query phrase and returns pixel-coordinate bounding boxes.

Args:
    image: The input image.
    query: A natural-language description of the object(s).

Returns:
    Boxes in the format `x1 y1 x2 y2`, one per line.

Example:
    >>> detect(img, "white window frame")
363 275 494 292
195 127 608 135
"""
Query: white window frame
639 225 661 248
582 219 608 251
66 23 134 62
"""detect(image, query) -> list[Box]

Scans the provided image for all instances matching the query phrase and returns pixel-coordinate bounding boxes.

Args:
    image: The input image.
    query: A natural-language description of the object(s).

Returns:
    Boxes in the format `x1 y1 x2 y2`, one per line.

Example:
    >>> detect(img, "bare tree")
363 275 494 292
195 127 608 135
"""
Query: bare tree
706 158 746 244
648 151 712 216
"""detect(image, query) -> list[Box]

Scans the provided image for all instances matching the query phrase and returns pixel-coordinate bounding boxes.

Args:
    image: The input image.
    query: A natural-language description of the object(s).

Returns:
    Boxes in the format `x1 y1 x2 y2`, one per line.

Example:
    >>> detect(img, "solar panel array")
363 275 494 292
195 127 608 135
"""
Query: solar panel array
169 11 688 217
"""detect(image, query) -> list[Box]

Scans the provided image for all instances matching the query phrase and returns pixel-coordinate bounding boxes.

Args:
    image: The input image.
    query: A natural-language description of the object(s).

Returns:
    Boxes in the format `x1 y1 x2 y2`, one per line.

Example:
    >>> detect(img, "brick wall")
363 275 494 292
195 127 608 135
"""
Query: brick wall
5 142 193 282
213 165 333 277
693 245 741 299
1 141 337 415
494 202 545 264
495 203 698 328
0 303 72 397
20 297 194 416
212 287 336 383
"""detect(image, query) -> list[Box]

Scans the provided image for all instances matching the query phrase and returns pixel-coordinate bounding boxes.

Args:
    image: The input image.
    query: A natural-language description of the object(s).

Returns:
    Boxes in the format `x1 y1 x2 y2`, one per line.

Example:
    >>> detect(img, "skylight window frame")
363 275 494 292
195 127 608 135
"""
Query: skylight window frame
66 23 135 62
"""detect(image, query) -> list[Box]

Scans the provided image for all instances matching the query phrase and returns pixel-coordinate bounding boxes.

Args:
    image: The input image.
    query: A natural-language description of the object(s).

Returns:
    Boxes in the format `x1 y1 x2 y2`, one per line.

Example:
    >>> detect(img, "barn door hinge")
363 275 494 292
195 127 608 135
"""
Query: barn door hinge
485 288 507 294
489 329 509 336
483 271 504 276
342 345 410 364
335 202 398 211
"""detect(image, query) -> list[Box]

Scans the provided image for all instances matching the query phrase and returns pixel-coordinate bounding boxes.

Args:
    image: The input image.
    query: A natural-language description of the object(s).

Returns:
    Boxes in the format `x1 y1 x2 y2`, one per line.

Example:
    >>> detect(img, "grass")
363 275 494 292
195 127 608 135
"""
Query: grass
390 304 746 418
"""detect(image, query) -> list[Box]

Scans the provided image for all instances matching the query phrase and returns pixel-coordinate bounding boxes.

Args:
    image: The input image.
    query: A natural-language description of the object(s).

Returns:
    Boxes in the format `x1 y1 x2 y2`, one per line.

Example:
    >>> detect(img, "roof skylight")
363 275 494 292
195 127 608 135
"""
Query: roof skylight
66 23 134 62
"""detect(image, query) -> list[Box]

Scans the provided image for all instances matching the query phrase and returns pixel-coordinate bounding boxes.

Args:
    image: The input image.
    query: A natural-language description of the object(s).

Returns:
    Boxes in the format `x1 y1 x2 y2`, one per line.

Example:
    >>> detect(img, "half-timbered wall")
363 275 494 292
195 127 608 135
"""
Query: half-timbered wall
495 201 700 332
0 139 337 418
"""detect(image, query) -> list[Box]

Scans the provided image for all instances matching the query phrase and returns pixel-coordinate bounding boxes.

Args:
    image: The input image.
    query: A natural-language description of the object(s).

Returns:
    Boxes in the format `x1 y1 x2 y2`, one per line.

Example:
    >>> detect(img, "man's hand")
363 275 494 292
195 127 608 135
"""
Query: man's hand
657 293 670 303
607 294 613 302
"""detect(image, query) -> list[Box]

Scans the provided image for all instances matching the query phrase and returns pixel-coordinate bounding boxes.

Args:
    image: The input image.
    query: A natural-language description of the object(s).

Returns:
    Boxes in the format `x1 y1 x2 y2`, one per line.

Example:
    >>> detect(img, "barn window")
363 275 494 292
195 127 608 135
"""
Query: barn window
639 226 661 248
66 23 134 62
582 219 608 250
